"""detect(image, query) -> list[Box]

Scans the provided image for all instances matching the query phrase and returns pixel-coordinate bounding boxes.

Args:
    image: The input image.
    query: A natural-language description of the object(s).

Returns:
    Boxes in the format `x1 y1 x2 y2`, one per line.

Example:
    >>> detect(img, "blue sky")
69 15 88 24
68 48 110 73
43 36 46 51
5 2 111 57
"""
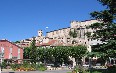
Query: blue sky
0 0 105 41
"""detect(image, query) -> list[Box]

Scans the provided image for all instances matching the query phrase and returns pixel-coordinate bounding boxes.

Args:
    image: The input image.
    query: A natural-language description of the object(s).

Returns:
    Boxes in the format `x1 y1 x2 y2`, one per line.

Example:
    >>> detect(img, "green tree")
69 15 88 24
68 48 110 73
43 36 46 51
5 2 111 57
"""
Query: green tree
69 29 78 44
23 47 30 59
88 0 116 60
13 41 20 43
37 47 44 62
52 46 69 66
69 29 78 38
29 37 38 63
70 46 87 65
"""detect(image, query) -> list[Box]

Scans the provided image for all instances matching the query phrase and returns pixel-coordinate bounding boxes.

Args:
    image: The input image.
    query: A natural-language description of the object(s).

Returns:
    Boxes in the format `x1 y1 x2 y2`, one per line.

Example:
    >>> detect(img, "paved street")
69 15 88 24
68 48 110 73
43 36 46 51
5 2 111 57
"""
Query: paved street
2 69 72 73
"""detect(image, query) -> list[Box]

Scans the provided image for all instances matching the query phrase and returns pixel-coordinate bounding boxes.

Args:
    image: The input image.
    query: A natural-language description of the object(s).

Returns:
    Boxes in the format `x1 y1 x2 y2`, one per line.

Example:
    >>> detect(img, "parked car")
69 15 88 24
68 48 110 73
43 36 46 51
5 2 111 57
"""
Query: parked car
47 64 54 70
62 64 68 68
92 63 103 69
53 63 61 67
83 64 89 68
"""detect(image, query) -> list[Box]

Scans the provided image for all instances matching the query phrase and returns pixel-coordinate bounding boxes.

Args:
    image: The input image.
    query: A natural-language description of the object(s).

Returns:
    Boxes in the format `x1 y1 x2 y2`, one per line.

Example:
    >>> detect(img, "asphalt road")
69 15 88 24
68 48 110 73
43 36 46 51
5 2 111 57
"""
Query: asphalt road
2 69 72 73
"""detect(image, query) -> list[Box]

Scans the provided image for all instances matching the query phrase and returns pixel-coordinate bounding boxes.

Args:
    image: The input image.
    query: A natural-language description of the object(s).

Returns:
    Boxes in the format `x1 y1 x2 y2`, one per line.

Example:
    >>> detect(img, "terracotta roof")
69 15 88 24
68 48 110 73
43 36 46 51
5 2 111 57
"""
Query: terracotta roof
36 40 57 46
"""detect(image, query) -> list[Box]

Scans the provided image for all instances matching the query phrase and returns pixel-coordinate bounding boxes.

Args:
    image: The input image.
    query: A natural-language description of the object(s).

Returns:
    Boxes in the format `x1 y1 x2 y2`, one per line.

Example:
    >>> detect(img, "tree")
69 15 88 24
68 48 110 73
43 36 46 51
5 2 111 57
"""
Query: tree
13 41 20 43
29 37 38 63
69 29 78 38
52 46 70 66
69 28 78 44
70 46 87 65
37 46 70 66
87 0 116 61
23 47 30 59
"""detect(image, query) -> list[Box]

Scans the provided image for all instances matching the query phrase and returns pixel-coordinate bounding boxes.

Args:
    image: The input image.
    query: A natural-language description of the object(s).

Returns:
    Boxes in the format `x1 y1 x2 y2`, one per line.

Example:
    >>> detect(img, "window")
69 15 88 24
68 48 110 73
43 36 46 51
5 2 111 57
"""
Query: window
18 48 20 59
9 53 12 59
1 47 4 57
10 48 12 53
18 54 20 59
85 42 86 44
9 48 12 59
52 32 54 35
1 47 4 53
18 48 20 54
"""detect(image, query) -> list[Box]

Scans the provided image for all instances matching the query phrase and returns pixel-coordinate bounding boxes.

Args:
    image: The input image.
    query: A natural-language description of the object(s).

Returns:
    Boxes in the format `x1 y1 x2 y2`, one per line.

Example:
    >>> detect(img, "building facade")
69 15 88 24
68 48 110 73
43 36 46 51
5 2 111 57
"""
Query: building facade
46 19 101 51
18 19 101 51
0 39 23 62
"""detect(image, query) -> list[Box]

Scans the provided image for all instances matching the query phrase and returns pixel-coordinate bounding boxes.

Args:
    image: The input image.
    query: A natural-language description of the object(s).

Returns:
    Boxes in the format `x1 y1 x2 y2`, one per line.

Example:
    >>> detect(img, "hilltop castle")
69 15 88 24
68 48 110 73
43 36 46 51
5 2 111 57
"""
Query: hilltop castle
18 19 102 52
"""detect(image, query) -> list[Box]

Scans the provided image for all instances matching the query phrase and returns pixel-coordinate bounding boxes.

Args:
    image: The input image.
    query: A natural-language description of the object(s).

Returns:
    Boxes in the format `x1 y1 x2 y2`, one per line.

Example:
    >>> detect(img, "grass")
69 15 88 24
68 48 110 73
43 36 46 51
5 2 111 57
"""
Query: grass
67 72 72 73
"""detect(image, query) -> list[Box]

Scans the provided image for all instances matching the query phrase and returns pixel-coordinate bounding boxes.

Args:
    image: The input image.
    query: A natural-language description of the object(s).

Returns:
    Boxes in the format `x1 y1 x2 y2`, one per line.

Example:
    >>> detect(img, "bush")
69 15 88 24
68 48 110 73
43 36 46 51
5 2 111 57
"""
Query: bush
106 65 116 73
1 61 7 69
10 62 47 71
38 67 47 71
72 65 87 73
11 64 21 71
36 64 47 71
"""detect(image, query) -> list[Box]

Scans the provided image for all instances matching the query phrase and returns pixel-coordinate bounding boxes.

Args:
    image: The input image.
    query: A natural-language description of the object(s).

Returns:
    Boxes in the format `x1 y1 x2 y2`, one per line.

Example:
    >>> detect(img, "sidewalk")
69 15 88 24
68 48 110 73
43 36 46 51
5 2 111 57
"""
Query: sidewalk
2 69 13 72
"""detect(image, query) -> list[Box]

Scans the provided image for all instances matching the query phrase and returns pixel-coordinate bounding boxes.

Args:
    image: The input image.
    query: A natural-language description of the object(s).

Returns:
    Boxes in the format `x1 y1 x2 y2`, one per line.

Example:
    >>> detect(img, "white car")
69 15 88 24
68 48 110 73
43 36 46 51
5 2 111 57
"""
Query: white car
83 64 89 68
47 64 54 70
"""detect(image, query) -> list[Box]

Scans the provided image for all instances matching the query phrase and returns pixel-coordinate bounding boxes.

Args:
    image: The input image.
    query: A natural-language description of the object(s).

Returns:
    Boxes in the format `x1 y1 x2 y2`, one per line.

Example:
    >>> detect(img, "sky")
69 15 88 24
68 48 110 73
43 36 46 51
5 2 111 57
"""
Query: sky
0 0 105 42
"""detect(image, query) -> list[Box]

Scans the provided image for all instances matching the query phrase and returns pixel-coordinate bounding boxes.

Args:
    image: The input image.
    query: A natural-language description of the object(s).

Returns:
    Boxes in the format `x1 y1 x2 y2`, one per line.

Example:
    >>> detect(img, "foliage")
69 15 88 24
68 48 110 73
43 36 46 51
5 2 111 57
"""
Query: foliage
23 47 30 59
11 64 21 71
69 29 78 38
29 37 38 63
37 64 47 71
23 37 38 62
37 46 71 65
69 46 87 65
106 65 116 73
85 32 91 38
1 61 7 69
11 62 46 71
86 0 116 60
72 65 89 73
52 46 69 65
13 41 20 43
37 46 87 66
67 72 72 73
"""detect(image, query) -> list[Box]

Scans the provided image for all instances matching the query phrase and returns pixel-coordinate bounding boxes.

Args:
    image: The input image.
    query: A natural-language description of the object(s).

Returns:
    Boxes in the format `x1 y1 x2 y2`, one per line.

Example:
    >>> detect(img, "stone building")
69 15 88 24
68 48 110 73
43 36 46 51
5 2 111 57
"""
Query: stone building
18 19 102 51
46 19 101 51
17 19 102 67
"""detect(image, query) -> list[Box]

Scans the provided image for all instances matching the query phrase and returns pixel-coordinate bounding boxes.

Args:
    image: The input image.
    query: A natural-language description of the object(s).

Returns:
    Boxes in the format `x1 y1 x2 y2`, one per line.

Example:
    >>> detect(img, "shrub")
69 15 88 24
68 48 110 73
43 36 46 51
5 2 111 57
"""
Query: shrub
36 64 47 71
1 61 7 69
106 65 116 73
11 64 21 71
10 62 47 71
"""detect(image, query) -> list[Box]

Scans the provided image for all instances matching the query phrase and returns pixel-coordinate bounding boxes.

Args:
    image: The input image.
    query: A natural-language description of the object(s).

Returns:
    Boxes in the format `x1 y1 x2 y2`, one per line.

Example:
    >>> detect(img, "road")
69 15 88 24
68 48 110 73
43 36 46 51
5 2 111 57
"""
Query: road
2 69 72 73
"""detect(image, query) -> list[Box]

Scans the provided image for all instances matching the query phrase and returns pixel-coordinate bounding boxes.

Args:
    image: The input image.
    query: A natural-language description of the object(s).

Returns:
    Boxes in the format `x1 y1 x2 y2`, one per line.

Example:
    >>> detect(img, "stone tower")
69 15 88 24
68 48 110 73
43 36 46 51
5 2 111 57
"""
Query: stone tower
38 30 43 37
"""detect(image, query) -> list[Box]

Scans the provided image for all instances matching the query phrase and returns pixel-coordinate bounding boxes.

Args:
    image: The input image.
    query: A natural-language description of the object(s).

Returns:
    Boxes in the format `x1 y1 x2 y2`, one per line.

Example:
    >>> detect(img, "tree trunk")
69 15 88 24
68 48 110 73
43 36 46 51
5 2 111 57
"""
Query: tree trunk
76 58 78 65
